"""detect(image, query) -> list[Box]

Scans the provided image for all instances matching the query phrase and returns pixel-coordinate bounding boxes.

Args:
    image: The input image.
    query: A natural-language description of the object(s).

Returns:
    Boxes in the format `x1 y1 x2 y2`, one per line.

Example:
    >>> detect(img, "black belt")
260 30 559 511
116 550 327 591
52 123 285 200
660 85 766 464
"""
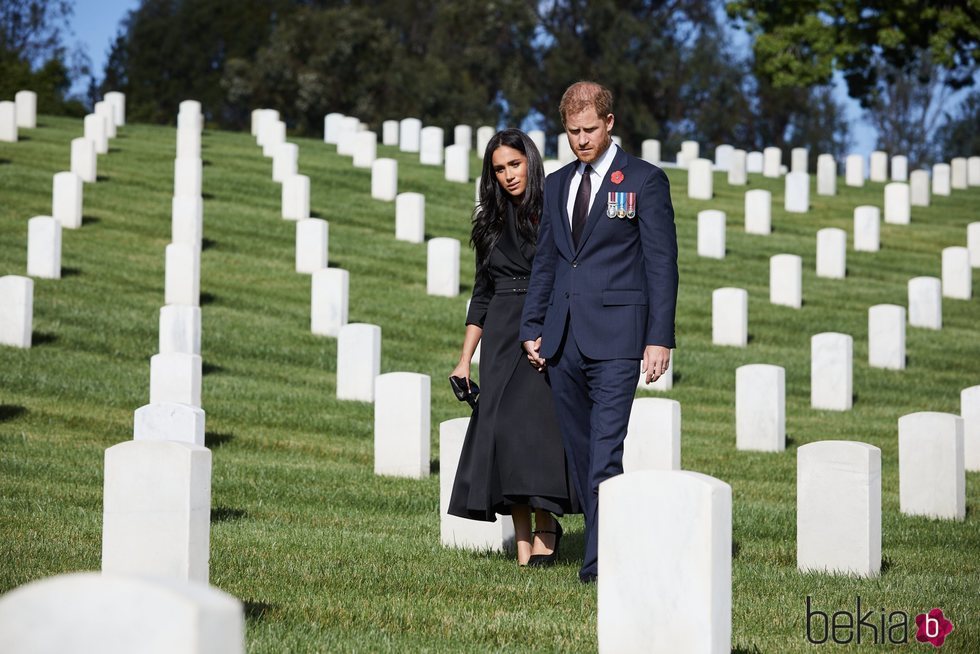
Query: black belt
494 276 529 295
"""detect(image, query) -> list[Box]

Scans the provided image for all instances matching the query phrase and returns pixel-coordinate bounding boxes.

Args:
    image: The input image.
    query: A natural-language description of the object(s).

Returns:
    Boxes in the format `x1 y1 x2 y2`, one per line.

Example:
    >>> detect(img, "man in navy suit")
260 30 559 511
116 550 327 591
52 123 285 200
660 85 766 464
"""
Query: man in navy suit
520 81 678 583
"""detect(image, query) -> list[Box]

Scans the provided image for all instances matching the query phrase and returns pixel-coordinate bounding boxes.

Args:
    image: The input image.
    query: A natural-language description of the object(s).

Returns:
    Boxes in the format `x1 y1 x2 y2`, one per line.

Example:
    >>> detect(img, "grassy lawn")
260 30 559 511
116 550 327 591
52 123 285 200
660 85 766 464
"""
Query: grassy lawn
1 115 978 652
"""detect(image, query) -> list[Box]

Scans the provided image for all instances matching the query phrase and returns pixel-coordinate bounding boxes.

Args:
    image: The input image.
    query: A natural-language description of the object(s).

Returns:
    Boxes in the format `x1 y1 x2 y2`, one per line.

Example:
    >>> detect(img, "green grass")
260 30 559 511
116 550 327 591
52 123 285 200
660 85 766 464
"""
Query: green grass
1 116 978 652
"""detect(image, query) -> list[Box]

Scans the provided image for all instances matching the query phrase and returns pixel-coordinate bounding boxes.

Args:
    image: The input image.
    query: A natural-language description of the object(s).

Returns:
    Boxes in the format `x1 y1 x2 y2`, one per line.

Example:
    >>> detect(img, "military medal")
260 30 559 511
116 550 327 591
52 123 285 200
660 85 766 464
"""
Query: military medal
616 192 627 218
606 192 617 218
626 192 636 219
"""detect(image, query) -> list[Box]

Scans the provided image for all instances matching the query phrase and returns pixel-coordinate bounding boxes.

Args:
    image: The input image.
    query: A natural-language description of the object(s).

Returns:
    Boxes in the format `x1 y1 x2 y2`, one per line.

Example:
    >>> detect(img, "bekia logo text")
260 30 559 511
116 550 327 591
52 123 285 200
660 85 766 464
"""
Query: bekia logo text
806 596 954 647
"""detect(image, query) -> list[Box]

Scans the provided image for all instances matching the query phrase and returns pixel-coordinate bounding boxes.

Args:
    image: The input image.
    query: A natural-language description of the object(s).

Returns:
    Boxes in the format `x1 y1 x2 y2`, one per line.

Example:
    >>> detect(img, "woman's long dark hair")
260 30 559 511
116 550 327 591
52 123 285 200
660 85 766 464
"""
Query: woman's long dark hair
471 128 544 284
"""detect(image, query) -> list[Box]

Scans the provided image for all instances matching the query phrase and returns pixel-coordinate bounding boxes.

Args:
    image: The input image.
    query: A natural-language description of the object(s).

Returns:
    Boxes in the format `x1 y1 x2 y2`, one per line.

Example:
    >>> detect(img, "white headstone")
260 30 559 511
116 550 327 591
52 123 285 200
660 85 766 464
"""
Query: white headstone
176 127 200 160
816 228 846 279
311 268 349 337
282 174 310 221
968 222 980 267
396 192 425 243
0 573 244 654
84 113 109 154
27 216 62 279
687 158 713 200
816 154 836 196
295 219 328 274
636 350 673 392
160 305 201 355
105 91 126 126
746 151 763 173
811 332 852 411
0 101 16 142
784 172 809 213
165 243 200 306
961 386 980 472
891 155 908 181
714 144 733 171
335 116 360 156
641 139 660 164
898 412 965 520
527 129 545 156
969 156 980 185
797 441 880 576
744 189 771 235
374 372 430 478
853 206 880 252
941 246 971 299
598 471 731 654
172 196 202 250
382 120 399 146
445 144 469 183
907 276 942 330
70 137 97 183
323 112 344 144
0 276 32 348
337 323 381 402
696 210 725 259
174 156 203 199
883 182 910 224
845 154 864 187
623 398 681 472
680 140 699 168
790 147 808 173
419 126 444 165
476 126 494 155
558 137 575 163
271 142 298 182
543 159 562 177
52 172 83 229
352 131 378 168
727 149 747 185
868 304 905 370
14 90 37 128
102 440 211 581
150 352 202 407
611 136 622 147
399 117 422 152
769 254 802 309
255 109 278 146
736 362 787 452
134 402 205 446
260 120 285 158
371 158 397 201
932 163 951 195
712 287 748 347
439 417 515 550
909 169 930 206
950 157 968 189
427 237 460 297
763 146 782 178
869 150 888 182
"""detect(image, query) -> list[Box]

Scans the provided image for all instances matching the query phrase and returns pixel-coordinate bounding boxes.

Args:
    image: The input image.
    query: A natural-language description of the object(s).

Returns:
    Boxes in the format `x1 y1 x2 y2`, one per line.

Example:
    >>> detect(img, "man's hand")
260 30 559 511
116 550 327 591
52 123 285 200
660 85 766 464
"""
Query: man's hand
523 337 546 371
641 345 670 384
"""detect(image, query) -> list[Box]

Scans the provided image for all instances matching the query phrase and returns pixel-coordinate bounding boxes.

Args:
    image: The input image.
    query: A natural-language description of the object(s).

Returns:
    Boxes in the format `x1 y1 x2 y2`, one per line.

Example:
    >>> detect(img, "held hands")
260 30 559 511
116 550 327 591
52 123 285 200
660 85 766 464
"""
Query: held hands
641 345 670 384
523 338 546 372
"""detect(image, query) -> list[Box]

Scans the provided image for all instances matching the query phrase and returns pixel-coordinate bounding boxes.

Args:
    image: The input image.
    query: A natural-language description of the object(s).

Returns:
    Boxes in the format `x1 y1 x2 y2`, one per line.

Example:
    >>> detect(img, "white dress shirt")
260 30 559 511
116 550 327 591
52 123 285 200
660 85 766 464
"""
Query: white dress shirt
566 143 619 229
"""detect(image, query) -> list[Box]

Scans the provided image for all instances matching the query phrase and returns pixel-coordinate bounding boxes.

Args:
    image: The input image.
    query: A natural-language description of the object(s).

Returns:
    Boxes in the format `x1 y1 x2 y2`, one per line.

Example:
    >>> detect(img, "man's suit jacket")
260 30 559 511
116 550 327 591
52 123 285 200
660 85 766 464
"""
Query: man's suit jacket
519 145 678 360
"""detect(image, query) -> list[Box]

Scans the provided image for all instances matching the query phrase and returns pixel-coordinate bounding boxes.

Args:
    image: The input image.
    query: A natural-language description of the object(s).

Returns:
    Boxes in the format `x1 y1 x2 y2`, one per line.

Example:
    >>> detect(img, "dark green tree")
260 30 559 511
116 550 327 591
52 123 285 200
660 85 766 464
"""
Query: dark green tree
934 88 980 160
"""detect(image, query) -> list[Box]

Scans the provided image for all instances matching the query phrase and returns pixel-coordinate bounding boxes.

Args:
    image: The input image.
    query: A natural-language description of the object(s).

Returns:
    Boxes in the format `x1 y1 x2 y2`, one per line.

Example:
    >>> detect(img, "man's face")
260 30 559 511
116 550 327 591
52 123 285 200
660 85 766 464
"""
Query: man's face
564 108 615 164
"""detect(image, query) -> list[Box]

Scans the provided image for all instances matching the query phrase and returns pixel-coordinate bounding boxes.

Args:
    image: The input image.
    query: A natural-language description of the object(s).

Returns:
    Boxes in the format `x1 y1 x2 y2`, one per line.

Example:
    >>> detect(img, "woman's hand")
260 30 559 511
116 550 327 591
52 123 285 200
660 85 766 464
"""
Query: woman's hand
450 360 471 389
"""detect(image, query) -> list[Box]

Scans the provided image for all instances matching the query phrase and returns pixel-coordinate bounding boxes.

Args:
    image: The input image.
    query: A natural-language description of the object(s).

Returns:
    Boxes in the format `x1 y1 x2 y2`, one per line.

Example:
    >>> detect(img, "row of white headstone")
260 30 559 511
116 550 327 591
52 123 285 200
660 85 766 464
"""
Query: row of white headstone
0 90 39 141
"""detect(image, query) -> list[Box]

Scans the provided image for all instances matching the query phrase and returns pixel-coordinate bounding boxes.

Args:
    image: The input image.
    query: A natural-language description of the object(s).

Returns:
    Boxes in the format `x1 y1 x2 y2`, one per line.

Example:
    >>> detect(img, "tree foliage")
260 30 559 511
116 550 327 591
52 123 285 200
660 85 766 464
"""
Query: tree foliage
934 87 980 160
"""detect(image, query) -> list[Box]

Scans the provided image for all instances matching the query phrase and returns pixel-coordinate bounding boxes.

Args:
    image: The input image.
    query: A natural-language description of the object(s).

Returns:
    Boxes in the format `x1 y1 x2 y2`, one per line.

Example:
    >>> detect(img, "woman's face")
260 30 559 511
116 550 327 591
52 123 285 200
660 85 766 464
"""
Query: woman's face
491 145 528 201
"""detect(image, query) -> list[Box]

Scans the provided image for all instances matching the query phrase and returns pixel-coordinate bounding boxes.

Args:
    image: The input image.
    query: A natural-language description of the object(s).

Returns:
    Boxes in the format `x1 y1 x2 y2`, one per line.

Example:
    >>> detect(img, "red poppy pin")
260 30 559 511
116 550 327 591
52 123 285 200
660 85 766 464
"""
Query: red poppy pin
611 170 624 184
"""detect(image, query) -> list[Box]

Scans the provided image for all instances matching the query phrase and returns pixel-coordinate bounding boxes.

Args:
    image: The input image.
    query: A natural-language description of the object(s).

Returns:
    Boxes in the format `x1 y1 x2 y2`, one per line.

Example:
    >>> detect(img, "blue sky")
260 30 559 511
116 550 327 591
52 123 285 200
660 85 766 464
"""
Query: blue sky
70 0 883 155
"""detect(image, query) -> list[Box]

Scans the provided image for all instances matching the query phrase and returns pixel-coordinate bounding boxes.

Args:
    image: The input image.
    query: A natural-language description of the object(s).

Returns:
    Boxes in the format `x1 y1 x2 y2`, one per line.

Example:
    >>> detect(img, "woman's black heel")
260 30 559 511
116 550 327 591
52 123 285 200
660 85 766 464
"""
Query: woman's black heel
527 520 562 567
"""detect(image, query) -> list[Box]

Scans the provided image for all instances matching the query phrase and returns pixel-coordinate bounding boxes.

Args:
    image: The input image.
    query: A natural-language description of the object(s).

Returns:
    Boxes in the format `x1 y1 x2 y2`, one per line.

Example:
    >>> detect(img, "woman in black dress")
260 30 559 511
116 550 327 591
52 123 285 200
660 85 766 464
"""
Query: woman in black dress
448 129 577 567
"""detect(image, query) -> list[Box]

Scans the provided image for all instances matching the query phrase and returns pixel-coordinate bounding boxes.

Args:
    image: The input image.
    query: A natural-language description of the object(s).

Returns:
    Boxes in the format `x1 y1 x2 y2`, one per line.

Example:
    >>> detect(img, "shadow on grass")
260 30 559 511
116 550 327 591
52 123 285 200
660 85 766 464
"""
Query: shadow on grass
732 540 741 559
82 215 101 225
203 159 212 167
108 147 122 154
0 158 10 165
61 266 81 277
785 434 797 448
201 238 217 251
200 292 218 305
430 458 440 474
205 431 235 448
0 405 27 422
244 600 274 622
211 507 247 522
881 556 893 575
96 175 111 182
202 192 215 200
202 361 225 376
32 331 58 346
732 645 763 654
